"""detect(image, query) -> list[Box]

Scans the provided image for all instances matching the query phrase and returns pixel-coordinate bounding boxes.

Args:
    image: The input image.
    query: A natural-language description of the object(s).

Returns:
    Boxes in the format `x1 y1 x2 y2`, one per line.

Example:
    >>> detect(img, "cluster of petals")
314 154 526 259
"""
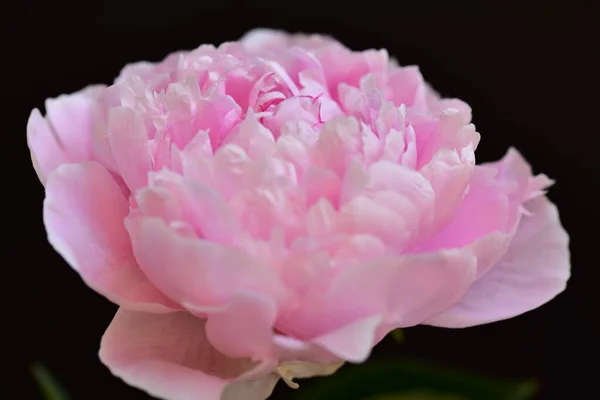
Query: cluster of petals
28 29 570 400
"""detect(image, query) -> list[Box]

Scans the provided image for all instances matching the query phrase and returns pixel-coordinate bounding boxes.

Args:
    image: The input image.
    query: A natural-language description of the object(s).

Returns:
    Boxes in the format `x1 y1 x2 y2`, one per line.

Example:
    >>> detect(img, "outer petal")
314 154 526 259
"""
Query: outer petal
426 196 570 328
419 148 554 278
43 162 177 312
126 217 285 311
99 309 278 400
27 86 103 183
284 249 477 360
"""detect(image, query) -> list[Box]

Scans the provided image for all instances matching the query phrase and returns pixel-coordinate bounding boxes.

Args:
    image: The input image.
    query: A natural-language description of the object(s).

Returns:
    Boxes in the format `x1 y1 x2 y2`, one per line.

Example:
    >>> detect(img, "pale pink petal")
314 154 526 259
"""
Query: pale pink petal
182 144 251 200
205 292 277 359
303 166 342 207
364 161 436 244
485 147 554 214
196 95 243 151
338 161 435 251
319 49 372 102
108 107 152 193
279 248 335 300
274 134 310 176
420 148 554 278
139 170 245 246
418 165 512 276
90 85 122 174
126 217 285 311
100 309 277 400
437 98 472 123
385 66 428 109
43 162 177 312
339 195 410 249
27 86 103 183
286 248 476 343
313 117 378 177
414 111 479 168
424 166 510 247
311 315 383 362
426 196 570 328
263 96 323 137
221 111 276 158
420 146 475 228
272 335 340 366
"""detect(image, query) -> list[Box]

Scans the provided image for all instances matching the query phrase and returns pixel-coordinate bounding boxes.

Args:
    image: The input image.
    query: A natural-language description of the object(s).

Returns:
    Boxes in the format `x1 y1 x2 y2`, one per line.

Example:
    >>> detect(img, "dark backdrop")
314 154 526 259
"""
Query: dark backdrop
5 1 596 399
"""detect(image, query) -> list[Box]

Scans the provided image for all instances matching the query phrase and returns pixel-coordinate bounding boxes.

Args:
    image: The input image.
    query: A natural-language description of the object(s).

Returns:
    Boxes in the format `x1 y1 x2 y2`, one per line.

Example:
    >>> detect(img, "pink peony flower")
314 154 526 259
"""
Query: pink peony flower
28 29 570 400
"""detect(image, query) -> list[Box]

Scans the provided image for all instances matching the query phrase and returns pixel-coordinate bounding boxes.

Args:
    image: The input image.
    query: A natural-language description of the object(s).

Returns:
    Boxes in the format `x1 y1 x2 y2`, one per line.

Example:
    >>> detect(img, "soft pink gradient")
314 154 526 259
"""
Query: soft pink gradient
28 28 570 400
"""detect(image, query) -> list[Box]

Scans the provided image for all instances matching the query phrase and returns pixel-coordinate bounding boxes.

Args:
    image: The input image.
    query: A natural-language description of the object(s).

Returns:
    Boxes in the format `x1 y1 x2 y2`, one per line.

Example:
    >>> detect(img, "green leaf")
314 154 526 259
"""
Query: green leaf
288 359 538 400
31 362 71 400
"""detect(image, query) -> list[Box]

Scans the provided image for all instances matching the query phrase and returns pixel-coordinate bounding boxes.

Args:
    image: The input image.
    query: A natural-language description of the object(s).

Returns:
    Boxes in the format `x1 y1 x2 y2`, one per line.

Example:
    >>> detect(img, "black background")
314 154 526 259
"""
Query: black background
5 1 596 399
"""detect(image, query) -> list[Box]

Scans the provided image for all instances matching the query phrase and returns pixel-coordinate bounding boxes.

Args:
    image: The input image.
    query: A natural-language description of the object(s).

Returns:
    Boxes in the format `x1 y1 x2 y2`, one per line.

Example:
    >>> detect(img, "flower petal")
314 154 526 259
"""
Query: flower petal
108 107 152 193
43 162 177 312
205 292 278 360
419 148 554 278
126 217 284 311
27 86 102 183
420 146 475 229
417 165 512 276
100 309 277 400
287 249 476 353
426 196 570 328
311 315 382 362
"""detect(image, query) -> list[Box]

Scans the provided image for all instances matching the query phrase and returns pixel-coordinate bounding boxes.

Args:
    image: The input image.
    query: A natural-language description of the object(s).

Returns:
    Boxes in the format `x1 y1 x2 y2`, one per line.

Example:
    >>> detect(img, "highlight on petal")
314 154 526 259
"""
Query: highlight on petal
43 162 177 312
426 196 570 328
100 309 279 400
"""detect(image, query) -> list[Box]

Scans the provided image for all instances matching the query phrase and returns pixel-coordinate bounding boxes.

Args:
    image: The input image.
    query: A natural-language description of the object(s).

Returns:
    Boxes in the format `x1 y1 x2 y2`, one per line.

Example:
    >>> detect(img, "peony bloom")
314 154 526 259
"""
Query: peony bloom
28 29 570 400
